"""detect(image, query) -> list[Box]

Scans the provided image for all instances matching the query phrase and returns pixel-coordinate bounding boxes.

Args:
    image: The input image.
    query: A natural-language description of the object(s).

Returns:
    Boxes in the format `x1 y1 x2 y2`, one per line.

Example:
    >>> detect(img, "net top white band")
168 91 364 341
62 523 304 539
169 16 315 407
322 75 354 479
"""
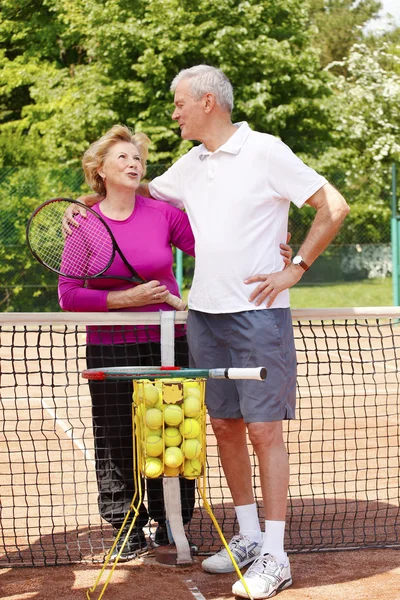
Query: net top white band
2 308 400 326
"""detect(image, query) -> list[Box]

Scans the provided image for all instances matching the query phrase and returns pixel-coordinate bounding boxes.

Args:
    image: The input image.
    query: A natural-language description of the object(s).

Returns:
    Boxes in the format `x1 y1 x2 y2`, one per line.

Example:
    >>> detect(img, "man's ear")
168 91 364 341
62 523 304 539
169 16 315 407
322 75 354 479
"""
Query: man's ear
204 92 216 113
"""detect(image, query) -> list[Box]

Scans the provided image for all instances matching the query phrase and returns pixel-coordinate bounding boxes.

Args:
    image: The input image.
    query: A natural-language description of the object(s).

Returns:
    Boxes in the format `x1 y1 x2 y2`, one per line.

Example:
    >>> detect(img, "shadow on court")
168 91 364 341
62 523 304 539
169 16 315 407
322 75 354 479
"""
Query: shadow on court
187 497 400 558
1 497 399 600
1 548 400 600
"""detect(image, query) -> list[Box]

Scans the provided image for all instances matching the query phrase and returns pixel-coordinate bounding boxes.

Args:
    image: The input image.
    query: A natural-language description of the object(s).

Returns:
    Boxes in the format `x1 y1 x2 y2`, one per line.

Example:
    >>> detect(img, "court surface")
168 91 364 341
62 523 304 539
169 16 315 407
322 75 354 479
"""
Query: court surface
1 548 399 600
0 310 399 598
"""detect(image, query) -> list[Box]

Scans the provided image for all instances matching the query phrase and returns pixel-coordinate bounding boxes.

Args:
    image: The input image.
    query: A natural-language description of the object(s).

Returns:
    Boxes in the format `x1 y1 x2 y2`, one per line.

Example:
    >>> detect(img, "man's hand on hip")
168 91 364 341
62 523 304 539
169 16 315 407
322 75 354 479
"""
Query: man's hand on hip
245 264 304 308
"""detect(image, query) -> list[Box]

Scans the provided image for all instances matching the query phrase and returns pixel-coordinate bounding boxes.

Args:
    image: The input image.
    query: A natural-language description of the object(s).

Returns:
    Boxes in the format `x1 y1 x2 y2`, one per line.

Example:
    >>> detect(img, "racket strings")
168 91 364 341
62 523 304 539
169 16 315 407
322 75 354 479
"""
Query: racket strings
28 201 114 277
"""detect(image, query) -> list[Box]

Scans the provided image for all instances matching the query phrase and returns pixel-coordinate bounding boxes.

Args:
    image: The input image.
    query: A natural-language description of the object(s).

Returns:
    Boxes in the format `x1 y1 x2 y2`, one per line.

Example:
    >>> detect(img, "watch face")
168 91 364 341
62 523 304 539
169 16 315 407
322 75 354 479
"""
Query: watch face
293 255 309 270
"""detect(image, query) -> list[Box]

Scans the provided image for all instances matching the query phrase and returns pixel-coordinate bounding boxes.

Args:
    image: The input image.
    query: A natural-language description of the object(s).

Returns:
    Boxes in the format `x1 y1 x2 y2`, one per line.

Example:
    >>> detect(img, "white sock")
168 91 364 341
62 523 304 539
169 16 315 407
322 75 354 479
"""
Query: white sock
261 520 288 563
235 504 263 543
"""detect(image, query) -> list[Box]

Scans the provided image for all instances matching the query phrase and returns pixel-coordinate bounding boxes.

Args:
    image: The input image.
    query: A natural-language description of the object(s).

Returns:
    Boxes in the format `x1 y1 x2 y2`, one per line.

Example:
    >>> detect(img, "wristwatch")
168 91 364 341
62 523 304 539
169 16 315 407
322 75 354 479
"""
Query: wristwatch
292 255 310 271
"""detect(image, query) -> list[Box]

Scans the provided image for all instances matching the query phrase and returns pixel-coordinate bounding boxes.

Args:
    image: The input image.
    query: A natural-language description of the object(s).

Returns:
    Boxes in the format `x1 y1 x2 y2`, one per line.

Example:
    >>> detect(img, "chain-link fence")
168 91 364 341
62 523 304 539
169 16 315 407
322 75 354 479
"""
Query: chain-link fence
0 165 394 312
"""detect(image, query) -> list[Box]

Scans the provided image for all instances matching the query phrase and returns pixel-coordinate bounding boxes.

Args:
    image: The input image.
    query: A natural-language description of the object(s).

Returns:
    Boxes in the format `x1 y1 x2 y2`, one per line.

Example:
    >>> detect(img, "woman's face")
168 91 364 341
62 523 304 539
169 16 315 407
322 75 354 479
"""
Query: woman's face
99 141 144 192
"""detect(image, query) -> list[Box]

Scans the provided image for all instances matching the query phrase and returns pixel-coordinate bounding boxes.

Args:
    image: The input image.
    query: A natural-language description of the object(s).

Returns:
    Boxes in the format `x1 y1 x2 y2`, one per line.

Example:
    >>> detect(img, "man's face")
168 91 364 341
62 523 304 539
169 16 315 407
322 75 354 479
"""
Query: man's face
172 79 206 141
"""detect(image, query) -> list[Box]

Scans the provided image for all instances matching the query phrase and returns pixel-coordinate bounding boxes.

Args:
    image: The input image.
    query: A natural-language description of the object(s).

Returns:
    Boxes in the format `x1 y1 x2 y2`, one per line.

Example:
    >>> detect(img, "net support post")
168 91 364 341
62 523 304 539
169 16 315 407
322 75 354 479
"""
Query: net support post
160 311 192 565
391 163 399 306
175 249 183 294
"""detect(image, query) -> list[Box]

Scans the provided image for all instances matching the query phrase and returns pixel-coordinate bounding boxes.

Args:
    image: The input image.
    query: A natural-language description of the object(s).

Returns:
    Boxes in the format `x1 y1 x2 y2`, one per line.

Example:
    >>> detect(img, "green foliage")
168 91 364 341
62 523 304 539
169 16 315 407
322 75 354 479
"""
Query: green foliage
0 0 331 165
308 0 382 68
289 189 392 245
314 42 400 213
0 1 399 311
0 167 86 311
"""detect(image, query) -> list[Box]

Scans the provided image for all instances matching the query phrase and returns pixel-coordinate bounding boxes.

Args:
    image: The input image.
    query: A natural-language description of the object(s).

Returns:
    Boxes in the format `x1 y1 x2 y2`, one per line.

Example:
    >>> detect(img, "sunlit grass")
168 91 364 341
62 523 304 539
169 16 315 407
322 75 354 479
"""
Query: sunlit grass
182 278 394 309
290 278 393 308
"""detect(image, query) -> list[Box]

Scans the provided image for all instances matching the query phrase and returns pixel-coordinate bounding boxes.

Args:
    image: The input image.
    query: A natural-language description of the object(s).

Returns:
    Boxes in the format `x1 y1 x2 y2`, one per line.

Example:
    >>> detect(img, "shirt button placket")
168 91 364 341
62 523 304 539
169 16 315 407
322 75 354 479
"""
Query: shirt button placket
208 156 215 181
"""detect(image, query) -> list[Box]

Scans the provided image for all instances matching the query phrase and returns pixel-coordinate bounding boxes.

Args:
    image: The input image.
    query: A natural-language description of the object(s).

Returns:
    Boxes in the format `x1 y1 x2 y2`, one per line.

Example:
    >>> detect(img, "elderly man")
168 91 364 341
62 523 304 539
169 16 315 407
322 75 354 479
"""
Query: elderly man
146 65 349 599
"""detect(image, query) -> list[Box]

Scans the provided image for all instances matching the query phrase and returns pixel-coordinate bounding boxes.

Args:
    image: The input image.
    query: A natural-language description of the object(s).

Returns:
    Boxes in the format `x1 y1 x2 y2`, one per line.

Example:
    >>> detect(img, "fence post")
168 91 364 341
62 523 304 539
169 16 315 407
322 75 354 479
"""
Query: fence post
175 248 183 294
391 163 399 306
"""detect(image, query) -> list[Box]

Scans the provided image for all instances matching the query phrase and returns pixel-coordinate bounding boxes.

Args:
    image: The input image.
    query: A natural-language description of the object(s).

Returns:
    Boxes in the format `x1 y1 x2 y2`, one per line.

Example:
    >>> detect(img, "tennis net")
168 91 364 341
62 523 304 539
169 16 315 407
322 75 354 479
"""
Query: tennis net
0 308 399 566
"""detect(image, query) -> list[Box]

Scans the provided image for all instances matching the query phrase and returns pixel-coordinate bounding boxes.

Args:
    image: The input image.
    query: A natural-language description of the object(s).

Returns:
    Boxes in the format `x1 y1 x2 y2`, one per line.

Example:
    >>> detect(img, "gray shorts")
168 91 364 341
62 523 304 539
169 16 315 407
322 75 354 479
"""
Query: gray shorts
186 309 296 423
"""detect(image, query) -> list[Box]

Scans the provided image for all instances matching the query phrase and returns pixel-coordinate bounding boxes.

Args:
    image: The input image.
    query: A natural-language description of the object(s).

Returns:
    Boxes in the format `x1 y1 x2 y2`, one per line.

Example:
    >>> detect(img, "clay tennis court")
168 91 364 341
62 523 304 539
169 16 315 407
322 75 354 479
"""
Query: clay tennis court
0 309 399 599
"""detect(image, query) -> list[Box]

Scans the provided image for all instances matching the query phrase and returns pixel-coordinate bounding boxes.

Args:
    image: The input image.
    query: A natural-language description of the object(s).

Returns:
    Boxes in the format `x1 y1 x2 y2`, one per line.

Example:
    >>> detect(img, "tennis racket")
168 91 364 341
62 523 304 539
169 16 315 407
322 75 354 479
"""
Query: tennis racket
82 366 267 381
26 197 186 311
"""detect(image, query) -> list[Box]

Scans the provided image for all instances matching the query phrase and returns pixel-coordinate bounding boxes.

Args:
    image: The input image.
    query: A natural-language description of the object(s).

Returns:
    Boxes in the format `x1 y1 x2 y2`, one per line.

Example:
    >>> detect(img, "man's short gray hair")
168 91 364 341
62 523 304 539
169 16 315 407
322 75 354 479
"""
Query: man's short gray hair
171 65 234 113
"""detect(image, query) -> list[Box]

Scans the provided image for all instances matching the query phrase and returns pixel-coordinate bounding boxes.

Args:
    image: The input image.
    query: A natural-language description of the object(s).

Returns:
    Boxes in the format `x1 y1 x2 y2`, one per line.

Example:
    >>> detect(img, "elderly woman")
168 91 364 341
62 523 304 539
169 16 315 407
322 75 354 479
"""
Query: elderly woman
58 125 196 560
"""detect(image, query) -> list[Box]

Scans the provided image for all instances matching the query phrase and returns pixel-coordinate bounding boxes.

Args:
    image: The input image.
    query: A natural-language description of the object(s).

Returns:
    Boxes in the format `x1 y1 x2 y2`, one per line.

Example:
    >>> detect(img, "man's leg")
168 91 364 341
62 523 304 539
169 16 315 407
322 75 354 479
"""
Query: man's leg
248 421 289 554
211 417 253 505
201 417 264 574
232 421 292 598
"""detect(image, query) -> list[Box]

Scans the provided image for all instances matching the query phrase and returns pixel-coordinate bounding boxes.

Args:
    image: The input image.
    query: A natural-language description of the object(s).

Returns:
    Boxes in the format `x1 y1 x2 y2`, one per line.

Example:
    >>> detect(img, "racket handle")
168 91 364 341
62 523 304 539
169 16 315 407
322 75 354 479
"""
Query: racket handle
165 292 187 311
210 367 267 380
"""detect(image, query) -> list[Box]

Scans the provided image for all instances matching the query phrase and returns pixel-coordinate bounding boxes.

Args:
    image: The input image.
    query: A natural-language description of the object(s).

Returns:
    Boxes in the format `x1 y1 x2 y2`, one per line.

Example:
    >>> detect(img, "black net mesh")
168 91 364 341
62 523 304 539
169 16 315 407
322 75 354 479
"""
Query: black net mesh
0 311 399 567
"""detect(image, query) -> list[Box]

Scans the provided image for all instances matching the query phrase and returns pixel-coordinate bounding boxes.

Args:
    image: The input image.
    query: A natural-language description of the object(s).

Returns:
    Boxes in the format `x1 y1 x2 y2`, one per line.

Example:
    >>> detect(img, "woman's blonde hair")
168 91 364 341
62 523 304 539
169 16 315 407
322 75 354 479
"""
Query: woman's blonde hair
82 125 150 196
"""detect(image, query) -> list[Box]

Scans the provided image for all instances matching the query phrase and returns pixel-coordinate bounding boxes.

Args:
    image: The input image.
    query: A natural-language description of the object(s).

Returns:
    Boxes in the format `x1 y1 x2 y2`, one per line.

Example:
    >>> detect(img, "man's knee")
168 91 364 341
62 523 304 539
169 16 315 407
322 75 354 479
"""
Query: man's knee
211 417 246 443
247 421 284 450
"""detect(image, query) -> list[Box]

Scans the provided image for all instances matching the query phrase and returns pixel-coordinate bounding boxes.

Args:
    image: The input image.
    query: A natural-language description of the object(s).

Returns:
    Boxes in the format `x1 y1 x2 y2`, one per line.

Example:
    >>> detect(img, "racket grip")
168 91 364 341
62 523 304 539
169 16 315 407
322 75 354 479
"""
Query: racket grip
165 292 187 311
222 367 267 380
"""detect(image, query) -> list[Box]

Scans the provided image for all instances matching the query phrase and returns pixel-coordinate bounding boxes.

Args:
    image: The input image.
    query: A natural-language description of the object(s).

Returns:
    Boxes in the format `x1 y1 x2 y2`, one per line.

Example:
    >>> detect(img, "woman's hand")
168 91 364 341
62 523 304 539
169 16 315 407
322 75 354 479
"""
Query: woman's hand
280 232 292 267
62 194 103 236
62 202 87 236
106 281 171 309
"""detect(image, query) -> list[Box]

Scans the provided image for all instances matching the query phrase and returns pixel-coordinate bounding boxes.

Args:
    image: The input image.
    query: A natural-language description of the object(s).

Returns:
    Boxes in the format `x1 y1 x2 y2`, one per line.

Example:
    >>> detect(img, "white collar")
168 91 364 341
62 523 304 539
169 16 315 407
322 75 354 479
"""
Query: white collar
198 122 251 159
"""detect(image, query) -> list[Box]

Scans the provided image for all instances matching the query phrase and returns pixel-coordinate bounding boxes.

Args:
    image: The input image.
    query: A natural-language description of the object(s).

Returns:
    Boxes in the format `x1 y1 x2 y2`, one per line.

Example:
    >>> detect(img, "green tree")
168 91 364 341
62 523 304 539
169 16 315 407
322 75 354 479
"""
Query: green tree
309 0 382 68
293 41 399 246
0 0 331 166
325 42 400 191
0 166 86 311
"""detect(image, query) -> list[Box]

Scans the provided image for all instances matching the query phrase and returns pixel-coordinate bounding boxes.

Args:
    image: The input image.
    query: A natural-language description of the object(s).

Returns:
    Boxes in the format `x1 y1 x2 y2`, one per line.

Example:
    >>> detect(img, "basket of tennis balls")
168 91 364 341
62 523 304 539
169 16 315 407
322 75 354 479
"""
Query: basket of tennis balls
133 378 206 480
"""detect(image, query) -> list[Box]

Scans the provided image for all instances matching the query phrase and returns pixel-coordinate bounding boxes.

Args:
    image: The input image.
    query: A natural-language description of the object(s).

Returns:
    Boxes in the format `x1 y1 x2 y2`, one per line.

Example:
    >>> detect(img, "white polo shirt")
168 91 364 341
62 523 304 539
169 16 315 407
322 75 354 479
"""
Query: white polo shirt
149 122 327 313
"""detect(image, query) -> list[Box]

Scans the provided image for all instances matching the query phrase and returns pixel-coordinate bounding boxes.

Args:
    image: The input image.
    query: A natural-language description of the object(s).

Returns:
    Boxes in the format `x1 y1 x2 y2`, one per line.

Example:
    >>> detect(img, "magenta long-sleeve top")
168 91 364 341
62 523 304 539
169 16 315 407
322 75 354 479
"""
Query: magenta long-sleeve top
58 195 195 345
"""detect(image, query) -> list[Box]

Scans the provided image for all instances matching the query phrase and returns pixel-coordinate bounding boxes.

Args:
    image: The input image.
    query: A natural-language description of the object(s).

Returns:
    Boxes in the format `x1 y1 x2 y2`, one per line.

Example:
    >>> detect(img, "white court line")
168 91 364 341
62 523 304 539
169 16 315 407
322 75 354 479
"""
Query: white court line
2 395 95 466
40 396 95 466
184 580 207 600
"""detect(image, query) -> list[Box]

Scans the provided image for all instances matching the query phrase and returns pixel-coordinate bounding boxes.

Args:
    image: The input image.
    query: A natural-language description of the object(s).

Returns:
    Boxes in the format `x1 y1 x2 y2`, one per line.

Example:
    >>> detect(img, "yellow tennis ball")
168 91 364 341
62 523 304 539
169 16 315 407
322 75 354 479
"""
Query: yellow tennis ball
154 393 163 409
182 438 201 460
183 395 201 418
183 381 201 398
164 427 182 447
133 383 147 403
145 425 162 438
144 457 163 478
164 404 183 426
144 384 159 408
146 435 164 457
183 458 202 479
146 408 163 430
179 418 201 439
186 387 201 400
133 390 145 410
163 464 180 477
164 446 184 468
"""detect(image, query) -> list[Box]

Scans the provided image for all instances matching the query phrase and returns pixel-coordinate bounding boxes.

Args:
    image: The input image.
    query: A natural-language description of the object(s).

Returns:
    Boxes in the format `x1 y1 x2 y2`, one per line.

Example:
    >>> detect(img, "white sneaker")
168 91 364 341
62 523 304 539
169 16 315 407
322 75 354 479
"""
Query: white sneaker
202 534 263 574
232 554 292 598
